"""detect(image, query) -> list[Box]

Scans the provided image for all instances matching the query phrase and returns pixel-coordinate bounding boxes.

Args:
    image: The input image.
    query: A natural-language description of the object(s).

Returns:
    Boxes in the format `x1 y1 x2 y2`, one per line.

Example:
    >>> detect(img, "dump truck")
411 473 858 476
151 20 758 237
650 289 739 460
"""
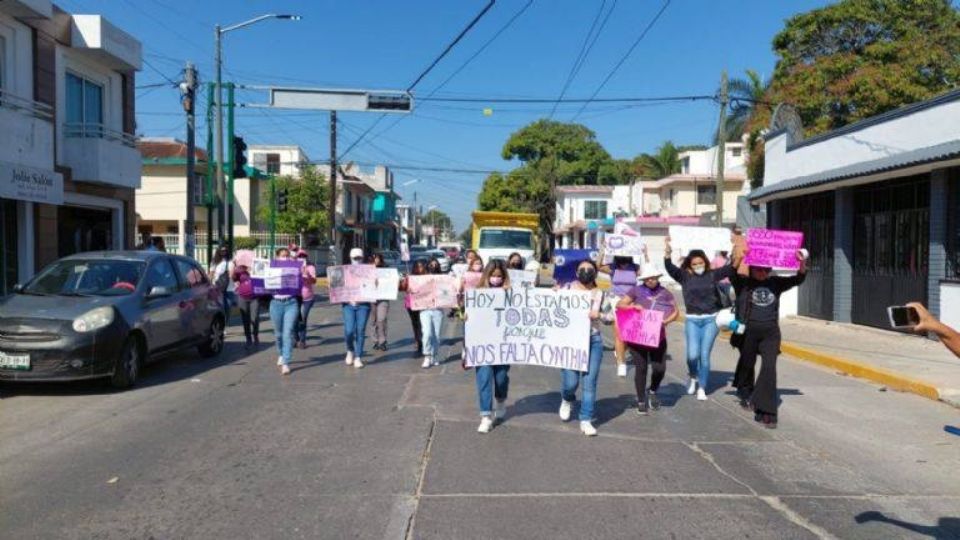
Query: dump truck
470 211 539 268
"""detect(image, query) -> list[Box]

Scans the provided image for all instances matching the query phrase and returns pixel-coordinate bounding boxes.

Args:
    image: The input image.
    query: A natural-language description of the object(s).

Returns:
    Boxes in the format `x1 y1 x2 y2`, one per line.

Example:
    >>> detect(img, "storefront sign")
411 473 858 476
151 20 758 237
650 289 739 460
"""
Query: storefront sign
0 161 63 205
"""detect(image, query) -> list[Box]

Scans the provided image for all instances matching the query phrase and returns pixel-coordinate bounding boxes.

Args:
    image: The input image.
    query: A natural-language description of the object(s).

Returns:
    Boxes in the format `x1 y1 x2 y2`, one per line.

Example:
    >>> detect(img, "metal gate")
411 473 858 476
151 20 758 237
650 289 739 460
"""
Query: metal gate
852 176 929 328
781 193 835 320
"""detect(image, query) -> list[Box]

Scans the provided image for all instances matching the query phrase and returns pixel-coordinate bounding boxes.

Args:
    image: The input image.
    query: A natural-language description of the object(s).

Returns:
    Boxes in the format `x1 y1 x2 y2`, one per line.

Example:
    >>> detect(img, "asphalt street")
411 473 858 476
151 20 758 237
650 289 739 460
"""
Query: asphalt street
2 297 959 539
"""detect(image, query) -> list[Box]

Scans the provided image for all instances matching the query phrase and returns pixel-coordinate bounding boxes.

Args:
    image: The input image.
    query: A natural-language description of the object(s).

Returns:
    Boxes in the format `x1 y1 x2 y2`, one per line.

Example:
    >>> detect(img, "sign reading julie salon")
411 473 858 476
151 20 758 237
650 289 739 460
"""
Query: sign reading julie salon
0 161 64 205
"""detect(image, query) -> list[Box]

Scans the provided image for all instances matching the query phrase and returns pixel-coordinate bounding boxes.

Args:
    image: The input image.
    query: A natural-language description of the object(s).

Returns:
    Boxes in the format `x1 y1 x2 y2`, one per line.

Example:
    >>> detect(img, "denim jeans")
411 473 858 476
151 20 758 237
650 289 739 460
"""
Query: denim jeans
419 309 444 356
685 314 719 391
297 298 315 343
269 297 299 365
342 303 372 357
475 365 510 416
560 333 604 421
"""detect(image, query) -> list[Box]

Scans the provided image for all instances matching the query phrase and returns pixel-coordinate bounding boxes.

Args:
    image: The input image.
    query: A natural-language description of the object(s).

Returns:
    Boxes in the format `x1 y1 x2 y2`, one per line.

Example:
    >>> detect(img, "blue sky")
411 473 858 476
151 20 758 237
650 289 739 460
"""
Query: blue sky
60 0 831 232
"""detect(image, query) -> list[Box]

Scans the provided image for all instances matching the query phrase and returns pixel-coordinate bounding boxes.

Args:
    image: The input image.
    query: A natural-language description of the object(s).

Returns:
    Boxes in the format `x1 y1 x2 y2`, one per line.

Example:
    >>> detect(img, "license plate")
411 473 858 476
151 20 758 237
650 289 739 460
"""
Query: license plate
0 351 30 370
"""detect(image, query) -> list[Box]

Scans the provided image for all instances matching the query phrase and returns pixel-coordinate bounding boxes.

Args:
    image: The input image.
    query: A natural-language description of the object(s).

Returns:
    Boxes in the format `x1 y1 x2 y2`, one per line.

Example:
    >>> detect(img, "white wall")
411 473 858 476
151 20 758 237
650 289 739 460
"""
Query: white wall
940 282 960 333
680 143 746 176
249 145 308 177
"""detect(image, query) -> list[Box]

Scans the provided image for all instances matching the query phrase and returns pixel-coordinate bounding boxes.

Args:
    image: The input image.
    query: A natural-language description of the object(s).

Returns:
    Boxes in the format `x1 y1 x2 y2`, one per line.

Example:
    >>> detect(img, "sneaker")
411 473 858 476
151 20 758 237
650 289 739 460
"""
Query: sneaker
280 364 291 375
421 356 432 369
432 356 441 366
687 378 698 395
636 402 649 416
761 413 778 429
353 356 364 369
696 388 707 401
617 363 627 378
494 400 507 421
580 420 597 436
559 399 573 421
277 356 284 366
477 416 494 433
649 392 661 411
345 351 354 366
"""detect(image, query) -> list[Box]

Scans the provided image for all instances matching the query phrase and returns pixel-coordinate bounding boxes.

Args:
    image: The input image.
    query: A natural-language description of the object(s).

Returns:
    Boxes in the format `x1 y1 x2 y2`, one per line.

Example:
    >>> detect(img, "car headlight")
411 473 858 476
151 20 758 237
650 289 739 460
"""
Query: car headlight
72 306 115 333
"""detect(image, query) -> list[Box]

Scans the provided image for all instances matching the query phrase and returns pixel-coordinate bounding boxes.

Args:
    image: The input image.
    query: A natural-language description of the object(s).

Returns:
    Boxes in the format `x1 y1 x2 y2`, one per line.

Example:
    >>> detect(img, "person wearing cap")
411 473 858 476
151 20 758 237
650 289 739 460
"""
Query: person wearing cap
269 247 298 375
341 247 372 369
295 250 318 349
617 265 679 415
663 238 741 402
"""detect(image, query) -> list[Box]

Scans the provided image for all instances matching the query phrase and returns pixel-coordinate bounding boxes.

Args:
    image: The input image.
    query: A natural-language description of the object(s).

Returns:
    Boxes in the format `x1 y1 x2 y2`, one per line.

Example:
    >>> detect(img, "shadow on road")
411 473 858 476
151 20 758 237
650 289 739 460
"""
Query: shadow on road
855 510 960 539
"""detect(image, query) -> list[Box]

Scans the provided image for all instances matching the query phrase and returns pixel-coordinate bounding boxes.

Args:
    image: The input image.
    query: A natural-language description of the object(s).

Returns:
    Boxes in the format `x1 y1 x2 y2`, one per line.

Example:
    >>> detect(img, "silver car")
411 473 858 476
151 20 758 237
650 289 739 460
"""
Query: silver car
424 249 451 273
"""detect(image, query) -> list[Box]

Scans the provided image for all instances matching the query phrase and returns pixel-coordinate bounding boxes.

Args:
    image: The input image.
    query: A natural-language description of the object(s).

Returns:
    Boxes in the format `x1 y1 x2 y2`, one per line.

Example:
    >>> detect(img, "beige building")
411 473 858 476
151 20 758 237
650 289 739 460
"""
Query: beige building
136 138 209 250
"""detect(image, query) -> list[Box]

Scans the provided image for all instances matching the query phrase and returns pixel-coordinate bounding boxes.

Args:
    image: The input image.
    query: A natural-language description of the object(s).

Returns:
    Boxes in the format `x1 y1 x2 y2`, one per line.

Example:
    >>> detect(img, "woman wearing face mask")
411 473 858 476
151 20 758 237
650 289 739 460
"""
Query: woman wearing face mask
369 253 391 352
601 255 641 378
663 240 739 401
418 258 447 369
617 267 679 414
730 251 807 429
557 260 613 436
295 250 317 349
506 252 525 271
474 260 512 433
400 259 428 358
269 247 299 375
342 247 372 369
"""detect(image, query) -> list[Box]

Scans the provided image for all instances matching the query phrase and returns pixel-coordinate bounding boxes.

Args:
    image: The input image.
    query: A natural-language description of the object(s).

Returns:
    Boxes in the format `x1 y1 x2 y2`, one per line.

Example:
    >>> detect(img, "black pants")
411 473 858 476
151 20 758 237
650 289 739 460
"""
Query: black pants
407 309 423 355
630 341 666 404
733 323 781 415
236 296 262 342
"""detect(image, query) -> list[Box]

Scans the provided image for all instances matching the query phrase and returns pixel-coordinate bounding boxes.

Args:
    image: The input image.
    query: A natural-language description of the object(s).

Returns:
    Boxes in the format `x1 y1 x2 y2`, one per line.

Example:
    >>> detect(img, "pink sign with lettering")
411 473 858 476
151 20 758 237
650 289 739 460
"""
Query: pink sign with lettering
616 308 664 348
408 275 460 310
744 229 804 270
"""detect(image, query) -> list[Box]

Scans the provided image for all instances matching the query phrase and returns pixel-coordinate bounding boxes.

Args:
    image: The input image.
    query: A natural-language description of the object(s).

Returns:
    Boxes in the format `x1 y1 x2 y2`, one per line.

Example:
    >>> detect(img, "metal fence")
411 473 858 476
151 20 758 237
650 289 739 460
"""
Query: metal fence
146 232 326 270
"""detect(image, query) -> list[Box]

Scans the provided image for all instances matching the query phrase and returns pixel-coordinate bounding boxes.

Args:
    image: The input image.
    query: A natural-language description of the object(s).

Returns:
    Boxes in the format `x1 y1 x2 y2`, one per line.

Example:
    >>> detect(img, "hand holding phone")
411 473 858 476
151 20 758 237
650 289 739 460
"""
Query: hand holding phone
887 305 920 329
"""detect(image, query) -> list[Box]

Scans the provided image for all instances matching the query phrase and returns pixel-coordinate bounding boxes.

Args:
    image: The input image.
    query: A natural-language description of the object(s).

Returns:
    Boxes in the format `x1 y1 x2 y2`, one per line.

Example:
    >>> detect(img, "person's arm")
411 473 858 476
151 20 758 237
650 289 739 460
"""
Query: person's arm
909 302 960 358
775 251 808 291
712 264 738 282
663 306 680 325
617 290 637 310
662 237 685 283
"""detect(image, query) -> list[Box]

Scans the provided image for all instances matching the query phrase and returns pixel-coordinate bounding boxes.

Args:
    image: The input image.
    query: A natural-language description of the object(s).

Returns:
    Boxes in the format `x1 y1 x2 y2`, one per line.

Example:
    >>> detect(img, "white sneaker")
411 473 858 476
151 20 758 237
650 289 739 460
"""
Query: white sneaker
617 363 627 377
580 420 598 437
696 387 707 401
432 356 440 366
277 356 283 366
477 416 494 433
559 399 573 421
494 400 506 421
421 356 432 369
345 351 354 366
280 364 291 376
687 378 698 395
353 356 364 369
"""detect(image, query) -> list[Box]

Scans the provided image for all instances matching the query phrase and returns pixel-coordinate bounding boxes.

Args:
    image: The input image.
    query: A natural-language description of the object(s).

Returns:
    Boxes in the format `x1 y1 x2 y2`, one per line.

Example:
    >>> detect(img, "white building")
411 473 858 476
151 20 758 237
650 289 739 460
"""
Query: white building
336 163 399 260
248 144 308 178
1 2 141 295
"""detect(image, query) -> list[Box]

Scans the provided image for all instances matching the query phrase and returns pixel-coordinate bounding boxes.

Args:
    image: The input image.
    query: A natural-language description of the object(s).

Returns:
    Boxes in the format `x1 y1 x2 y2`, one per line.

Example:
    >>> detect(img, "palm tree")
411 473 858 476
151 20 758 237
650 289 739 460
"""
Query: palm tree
715 70 769 144
634 141 681 180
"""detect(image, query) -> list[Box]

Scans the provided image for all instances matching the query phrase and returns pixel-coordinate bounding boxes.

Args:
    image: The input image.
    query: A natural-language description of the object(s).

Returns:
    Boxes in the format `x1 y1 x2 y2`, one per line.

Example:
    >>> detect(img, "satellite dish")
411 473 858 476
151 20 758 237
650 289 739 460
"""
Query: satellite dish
768 103 804 145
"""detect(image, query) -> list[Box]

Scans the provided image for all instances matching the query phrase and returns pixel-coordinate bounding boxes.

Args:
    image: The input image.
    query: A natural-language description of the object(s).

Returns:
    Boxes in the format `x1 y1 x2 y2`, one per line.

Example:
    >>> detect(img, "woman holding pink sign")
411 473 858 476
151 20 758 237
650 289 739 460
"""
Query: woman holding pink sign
342 248 372 369
268 247 299 376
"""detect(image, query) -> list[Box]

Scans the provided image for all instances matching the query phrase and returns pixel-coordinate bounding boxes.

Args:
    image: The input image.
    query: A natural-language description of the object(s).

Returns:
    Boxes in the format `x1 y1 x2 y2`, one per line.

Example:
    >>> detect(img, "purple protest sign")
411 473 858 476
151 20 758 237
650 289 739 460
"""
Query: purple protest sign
252 259 303 296
744 229 804 270
616 308 664 348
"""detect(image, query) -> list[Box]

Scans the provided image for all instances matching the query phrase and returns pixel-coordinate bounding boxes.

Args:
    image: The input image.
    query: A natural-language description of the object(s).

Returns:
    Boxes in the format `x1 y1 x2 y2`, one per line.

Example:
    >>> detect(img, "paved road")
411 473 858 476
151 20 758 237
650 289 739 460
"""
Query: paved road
2 298 959 539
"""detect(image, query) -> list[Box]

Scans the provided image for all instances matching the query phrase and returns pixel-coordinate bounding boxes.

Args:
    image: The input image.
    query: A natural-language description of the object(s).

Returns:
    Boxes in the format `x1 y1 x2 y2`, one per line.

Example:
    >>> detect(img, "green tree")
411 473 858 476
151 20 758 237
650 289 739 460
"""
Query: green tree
715 69 770 144
422 208 454 239
256 165 329 235
634 141 681 180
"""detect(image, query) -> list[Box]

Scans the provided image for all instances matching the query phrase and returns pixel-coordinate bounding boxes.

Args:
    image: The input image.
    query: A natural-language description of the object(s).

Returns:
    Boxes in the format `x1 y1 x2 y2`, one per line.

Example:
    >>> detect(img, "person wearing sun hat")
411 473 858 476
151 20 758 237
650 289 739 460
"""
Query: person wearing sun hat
340 247 372 369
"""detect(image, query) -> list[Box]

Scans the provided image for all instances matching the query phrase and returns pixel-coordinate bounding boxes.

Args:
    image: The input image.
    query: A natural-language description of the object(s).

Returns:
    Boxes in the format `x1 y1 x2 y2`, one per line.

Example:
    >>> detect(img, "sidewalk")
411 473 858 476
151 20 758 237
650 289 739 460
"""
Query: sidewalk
778 317 960 408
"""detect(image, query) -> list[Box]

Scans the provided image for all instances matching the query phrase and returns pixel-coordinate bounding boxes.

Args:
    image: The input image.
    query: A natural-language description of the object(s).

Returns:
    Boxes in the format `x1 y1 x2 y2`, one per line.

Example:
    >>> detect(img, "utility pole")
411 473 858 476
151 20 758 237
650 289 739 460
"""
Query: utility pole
715 70 729 226
226 82 235 255
269 175 277 254
328 110 338 265
214 24 225 250
205 82 215 265
181 62 198 259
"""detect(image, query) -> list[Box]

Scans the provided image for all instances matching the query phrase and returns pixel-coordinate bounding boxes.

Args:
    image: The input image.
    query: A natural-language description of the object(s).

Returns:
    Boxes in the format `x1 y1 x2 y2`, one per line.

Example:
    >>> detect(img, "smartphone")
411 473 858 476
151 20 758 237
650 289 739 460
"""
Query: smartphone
887 305 920 329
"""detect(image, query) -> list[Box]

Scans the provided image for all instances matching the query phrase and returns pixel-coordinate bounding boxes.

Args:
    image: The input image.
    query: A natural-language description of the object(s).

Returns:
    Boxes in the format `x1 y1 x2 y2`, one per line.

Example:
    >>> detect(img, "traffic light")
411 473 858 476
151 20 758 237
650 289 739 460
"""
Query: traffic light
277 189 288 212
232 136 248 178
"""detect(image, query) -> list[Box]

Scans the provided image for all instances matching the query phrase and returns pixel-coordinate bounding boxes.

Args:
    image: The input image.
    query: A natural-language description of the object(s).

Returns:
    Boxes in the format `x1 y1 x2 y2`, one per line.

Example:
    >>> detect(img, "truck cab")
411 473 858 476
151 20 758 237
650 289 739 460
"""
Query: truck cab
471 211 539 268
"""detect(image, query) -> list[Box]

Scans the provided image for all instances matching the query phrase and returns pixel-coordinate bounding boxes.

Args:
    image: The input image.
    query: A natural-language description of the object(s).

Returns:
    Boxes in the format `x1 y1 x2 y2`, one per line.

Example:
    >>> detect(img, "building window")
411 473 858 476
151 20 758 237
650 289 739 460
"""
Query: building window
697 185 717 205
192 175 205 205
731 147 742 157
583 200 607 220
266 153 281 174
65 73 104 133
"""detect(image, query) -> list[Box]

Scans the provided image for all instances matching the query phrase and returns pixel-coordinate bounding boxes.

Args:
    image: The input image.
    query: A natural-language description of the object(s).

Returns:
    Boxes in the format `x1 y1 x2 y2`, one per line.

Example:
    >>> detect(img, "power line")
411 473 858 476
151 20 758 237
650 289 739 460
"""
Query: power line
571 0 672 121
549 0 612 118
419 93 714 104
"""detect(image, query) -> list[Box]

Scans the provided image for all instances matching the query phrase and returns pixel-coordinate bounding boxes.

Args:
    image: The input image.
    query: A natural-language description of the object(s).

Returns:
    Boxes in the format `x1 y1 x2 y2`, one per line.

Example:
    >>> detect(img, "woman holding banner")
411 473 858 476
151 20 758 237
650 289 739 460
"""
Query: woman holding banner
400 260 428 358
663 240 740 401
232 263 260 349
369 253 391 352
474 260 513 434
557 259 614 437
418 258 447 369
269 247 299 376
617 267 679 415
601 255 641 378
295 250 318 349
342 247 372 369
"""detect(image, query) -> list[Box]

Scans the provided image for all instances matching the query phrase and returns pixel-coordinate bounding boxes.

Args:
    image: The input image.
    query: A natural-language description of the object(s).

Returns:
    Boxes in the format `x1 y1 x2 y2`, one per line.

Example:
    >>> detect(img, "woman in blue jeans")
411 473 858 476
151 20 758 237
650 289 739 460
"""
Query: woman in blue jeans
473 260 512 434
342 247 372 369
558 259 613 437
269 247 299 376
663 237 738 401
418 257 446 369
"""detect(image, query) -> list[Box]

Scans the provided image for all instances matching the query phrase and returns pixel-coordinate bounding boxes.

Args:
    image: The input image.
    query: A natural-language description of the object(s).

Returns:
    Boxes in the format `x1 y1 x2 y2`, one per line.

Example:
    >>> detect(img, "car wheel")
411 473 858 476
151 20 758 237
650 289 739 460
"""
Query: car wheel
110 336 141 389
198 316 225 358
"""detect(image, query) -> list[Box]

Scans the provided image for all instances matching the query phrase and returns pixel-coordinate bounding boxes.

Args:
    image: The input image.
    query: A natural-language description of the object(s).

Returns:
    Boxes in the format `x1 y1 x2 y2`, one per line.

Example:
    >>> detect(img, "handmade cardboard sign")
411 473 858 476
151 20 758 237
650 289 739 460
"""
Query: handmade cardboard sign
251 259 304 296
508 269 537 288
668 225 732 255
327 264 378 303
744 229 804 270
407 274 460 310
462 271 483 290
375 268 400 301
552 249 599 285
616 308 664 348
602 233 644 263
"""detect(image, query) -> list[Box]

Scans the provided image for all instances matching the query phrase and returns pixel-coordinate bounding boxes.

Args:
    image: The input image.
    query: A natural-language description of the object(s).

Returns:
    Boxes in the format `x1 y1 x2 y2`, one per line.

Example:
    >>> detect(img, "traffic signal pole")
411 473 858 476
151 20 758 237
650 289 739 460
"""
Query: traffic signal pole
329 110 338 265
182 62 197 259
226 83 236 255
269 175 277 255
205 82 215 265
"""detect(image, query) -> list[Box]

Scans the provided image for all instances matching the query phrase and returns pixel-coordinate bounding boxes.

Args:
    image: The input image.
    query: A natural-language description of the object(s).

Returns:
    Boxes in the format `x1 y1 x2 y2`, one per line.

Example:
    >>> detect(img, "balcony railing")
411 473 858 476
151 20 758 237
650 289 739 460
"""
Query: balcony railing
63 122 137 147
0 87 54 121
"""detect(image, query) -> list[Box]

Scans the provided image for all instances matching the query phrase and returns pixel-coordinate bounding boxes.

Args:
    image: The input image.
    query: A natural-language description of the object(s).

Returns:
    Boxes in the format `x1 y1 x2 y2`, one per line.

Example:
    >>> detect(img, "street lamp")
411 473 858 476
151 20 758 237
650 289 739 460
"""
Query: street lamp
215 13 300 254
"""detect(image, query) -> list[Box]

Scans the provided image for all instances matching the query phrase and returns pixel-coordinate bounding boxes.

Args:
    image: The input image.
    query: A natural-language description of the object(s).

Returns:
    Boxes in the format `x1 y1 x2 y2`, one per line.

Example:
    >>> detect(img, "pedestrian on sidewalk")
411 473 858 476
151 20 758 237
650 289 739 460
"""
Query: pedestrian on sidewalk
210 246 235 319
601 255 641 378
664 238 739 401
474 260 512 433
418 258 447 368
268 247 298 376
617 266 679 415
370 253 391 352
295 250 317 349
342 247 372 369
400 259 428 358
908 302 960 358
730 251 807 429
232 263 261 348
557 259 614 436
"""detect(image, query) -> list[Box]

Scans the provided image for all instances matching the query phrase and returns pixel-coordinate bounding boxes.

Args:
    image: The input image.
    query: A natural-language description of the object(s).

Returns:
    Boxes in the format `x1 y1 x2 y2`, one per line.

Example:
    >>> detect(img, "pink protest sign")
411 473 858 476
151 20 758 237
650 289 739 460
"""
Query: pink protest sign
616 308 664 348
328 265 378 303
462 272 483 290
408 275 460 310
233 249 255 269
744 229 804 270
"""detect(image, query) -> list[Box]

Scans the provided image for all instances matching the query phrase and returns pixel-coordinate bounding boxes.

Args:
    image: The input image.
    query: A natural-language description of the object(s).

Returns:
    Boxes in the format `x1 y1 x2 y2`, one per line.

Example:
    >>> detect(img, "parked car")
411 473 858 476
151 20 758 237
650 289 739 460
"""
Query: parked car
424 249 452 273
0 251 225 389
408 245 429 263
375 250 405 271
